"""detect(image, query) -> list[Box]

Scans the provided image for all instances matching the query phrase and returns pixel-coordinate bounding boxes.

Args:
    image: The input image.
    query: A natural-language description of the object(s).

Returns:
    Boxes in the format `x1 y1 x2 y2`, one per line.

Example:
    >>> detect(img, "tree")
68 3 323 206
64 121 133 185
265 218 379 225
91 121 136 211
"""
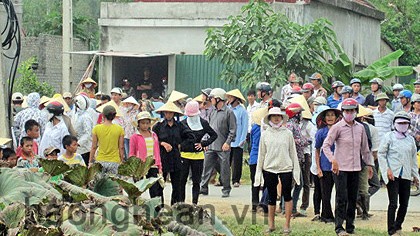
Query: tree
204 0 349 89
13 57 55 97
22 0 133 50
368 0 420 66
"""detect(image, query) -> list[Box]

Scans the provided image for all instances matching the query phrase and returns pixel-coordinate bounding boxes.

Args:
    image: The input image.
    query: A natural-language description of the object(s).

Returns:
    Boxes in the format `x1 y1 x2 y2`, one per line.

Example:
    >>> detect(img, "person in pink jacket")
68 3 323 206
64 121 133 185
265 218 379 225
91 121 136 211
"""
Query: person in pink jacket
129 111 162 199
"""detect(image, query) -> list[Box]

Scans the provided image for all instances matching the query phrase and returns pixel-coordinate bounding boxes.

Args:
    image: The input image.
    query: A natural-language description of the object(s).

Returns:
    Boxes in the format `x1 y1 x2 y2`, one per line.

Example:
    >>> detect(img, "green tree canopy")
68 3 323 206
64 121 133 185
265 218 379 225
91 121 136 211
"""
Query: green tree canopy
22 0 132 49
204 0 348 89
369 0 420 66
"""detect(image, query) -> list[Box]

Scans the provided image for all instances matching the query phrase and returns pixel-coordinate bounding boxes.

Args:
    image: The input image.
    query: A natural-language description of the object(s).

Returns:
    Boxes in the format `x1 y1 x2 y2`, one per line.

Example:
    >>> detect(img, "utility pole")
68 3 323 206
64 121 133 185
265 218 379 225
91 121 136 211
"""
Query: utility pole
62 0 73 93
0 46 9 138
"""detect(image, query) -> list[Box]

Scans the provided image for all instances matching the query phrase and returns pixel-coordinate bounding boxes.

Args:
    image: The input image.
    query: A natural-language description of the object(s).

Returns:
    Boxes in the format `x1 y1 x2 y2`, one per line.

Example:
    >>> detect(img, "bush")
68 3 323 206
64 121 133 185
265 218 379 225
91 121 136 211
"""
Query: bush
13 57 55 97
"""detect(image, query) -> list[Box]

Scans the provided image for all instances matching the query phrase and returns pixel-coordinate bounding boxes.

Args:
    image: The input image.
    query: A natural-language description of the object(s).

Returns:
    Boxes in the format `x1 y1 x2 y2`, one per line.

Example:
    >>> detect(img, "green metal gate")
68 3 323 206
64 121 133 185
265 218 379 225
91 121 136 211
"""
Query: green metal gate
175 55 242 97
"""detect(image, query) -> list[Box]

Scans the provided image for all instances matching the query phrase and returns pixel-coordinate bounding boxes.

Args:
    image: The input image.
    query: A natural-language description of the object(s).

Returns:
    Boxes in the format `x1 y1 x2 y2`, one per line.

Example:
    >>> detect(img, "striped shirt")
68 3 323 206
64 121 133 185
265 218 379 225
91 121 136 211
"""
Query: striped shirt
373 108 394 139
145 137 154 157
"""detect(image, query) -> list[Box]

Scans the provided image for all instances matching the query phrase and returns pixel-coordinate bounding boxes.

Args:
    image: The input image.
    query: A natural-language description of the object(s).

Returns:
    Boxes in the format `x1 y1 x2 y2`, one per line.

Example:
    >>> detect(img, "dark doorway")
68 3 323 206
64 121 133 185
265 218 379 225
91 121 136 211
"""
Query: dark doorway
112 55 168 100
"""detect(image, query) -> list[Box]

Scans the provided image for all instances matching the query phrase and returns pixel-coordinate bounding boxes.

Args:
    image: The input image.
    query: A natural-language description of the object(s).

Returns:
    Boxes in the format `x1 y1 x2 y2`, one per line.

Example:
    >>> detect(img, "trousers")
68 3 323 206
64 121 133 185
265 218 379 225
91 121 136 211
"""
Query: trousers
200 150 231 195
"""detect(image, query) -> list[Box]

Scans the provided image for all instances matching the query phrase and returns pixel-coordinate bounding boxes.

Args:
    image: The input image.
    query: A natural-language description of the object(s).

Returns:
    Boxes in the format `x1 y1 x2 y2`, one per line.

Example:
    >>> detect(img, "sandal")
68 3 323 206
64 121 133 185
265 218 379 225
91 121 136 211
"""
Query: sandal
265 228 276 234
283 228 292 235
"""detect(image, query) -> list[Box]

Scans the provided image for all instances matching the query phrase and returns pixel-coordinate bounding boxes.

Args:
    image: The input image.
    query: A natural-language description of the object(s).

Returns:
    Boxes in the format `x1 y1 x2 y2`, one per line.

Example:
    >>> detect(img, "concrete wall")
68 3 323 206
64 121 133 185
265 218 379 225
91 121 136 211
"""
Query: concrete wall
99 1 384 90
380 39 398 85
304 1 381 67
20 34 90 93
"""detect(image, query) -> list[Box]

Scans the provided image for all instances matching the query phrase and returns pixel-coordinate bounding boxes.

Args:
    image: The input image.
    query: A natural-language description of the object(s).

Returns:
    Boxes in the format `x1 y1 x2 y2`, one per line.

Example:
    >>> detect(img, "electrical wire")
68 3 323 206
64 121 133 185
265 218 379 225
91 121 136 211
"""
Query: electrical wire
1 0 21 126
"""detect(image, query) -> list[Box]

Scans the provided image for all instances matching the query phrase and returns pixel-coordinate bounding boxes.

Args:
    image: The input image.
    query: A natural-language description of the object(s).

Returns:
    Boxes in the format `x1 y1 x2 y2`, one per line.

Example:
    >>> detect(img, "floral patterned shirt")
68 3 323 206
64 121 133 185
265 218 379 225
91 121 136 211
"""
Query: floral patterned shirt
121 107 139 139
408 112 420 146
13 93 47 142
286 117 309 162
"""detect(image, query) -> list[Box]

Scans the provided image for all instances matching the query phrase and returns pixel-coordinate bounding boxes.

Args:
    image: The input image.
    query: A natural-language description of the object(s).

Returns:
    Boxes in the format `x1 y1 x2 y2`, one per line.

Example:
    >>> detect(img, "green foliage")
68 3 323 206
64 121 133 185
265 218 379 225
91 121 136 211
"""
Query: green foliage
369 0 419 66
111 177 162 203
118 156 155 181
63 163 102 187
204 0 347 89
354 50 414 82
22 0 133 50
39 159 70 176
0 166 232 235
0 168 62 207
13 57 55 97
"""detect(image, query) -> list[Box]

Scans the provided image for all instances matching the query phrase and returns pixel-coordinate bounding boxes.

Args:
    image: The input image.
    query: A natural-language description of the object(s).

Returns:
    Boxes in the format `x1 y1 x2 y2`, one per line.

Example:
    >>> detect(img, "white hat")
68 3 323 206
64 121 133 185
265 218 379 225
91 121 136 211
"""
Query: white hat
110 87 123 95
122 96 140 106
62 92 72 99
12 92 24 101
263 107 288 125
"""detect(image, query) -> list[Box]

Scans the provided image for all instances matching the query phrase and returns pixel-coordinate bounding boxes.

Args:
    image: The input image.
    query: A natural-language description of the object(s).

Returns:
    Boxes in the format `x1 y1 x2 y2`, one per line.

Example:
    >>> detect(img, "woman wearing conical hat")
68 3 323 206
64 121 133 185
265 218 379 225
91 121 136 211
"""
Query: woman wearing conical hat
80 77 97 98
152 101 196 205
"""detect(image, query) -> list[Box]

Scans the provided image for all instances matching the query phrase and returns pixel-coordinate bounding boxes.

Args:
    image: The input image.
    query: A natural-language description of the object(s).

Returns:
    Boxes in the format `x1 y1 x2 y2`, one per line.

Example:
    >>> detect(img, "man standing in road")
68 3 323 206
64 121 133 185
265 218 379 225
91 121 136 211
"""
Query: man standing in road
323 98 374 236
200 88 237 198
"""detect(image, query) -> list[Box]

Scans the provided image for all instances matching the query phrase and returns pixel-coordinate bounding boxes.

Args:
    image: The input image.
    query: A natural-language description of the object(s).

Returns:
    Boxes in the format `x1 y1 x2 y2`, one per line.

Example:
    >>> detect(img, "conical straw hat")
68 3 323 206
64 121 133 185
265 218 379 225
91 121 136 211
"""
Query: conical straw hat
0 138 12 146
97 100 122 117
357 104 373 118
193 94 203 103
168 90 188 102
121 96 140 106
155 101 183 115
252 107 268 126
46 97 71 112
40 96 51 105
81 77 97 85
132 111 158 128
289 95 312 119
226 89 246 103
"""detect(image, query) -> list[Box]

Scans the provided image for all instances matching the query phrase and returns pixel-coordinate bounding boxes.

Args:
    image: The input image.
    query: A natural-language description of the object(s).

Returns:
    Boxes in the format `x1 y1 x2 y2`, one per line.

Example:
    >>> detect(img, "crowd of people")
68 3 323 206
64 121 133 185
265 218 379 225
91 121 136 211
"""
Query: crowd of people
1 72 420 236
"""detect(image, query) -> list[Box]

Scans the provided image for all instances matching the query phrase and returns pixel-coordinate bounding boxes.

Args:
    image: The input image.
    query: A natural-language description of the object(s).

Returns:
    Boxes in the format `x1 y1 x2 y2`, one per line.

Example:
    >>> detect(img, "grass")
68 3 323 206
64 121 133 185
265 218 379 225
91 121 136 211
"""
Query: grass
219 214 419 236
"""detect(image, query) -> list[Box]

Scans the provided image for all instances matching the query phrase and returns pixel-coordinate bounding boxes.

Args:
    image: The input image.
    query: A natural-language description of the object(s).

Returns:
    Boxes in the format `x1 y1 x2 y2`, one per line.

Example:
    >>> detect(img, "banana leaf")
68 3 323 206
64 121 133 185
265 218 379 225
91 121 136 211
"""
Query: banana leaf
58 181 110 204
92 176 120 197
63 163 102 187
0 168 59 206
39 159 70 176
111 177 161 203
367 49 404 70
60 213 114 236
0 203 26 229
117 156 155 180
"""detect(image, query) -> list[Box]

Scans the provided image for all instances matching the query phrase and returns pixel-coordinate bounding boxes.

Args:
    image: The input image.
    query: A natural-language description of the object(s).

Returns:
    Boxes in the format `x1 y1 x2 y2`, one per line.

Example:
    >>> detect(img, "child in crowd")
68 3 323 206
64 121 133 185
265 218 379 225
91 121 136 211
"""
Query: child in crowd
254 107 301 234
16 119 40 157
129 111 162 199
44 147 60 160
16 137 40 170
58 135 86 166
2 148 17 168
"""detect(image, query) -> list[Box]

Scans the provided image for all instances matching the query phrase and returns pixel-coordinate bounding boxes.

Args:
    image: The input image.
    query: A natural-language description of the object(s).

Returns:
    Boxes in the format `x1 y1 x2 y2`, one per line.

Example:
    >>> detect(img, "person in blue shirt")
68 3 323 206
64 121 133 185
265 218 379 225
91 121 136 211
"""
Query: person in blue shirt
151 92 164 119
350 78 365 105
327 81 345 108
226 89 249 188
314 105 341 223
